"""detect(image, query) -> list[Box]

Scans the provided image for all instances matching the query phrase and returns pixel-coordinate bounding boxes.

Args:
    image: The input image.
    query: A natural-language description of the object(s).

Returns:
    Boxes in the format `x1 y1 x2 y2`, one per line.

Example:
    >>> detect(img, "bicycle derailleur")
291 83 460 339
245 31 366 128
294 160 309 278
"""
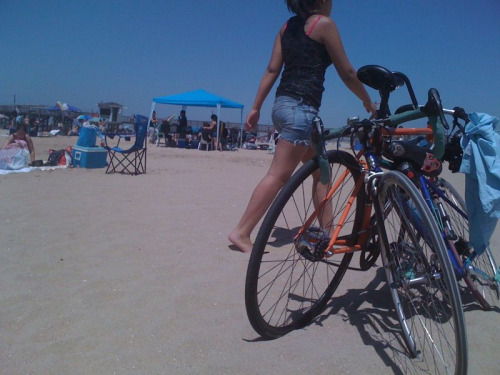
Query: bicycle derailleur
295 227 331 262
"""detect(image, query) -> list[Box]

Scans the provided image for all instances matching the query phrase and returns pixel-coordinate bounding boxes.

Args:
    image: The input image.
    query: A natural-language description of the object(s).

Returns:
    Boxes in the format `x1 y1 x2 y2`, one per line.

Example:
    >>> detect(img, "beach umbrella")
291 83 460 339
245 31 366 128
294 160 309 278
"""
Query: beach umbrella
77 114 91 121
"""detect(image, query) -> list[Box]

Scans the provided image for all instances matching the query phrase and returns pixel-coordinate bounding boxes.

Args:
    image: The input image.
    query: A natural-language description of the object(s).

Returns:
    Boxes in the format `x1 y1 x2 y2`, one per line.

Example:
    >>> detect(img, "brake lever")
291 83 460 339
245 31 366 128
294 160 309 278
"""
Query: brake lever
452 107 468 135
425 88 450 130
453 106 469 123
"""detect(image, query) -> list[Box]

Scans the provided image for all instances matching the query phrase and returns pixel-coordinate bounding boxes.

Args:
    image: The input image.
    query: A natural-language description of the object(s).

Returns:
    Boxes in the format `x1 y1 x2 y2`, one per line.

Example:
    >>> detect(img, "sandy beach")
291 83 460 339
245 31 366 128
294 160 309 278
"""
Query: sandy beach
1 133 499 375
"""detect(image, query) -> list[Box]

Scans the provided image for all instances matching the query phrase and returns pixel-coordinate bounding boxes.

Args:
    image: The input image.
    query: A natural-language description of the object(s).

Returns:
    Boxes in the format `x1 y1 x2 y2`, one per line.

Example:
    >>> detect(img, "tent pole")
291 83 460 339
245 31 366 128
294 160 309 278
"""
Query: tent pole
148 102 156 131
147 102 157 150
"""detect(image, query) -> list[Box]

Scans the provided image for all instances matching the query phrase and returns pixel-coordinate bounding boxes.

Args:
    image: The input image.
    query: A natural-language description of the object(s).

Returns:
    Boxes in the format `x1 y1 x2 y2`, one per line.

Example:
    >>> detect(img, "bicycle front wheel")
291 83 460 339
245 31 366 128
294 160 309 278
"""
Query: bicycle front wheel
436 177 500 311
245 150 365 339
376 171 467 375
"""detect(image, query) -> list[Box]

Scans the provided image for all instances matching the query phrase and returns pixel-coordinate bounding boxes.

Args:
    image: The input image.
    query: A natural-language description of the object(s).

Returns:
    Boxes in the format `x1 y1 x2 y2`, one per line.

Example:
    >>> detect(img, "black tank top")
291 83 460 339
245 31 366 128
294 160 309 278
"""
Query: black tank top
276 16 331 110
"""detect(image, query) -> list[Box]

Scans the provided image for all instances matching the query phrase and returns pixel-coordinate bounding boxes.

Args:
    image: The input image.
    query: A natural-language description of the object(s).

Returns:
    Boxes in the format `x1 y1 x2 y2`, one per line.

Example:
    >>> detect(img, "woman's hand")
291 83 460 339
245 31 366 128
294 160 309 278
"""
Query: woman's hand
246 109 260 132
364 101 378 119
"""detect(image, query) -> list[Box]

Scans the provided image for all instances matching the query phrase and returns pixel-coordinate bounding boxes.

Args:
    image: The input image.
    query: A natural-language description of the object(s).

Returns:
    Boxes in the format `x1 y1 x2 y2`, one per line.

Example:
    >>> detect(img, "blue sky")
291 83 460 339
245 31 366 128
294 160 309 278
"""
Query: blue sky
2 0 499 127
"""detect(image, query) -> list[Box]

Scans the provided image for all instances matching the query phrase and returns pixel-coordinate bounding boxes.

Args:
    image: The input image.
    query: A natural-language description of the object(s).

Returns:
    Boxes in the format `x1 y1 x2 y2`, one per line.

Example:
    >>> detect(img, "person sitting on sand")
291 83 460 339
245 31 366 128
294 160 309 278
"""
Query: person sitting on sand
1 121 36 168
200 122 213 150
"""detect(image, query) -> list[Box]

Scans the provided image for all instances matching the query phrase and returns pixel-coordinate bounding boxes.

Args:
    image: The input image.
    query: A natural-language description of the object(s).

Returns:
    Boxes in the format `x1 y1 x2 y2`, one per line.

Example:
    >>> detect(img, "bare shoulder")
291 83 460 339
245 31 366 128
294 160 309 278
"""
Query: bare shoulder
317 16 338 33
309 16 340 44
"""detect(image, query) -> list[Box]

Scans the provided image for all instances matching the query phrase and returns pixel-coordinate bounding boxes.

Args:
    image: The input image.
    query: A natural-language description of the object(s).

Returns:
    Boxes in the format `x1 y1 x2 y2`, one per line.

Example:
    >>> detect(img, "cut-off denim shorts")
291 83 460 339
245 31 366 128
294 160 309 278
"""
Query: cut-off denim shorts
271 95 319 147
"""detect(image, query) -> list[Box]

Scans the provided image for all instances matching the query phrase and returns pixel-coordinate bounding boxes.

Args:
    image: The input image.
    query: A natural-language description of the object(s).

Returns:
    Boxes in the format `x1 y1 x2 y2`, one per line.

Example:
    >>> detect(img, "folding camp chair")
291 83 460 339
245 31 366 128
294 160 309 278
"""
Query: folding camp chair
104 114 148 175
198 128 213 151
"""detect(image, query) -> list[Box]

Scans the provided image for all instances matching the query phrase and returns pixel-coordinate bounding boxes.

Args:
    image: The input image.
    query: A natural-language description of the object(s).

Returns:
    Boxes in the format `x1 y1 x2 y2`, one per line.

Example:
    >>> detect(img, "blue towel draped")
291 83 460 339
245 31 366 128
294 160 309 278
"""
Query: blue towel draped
460 112 500 254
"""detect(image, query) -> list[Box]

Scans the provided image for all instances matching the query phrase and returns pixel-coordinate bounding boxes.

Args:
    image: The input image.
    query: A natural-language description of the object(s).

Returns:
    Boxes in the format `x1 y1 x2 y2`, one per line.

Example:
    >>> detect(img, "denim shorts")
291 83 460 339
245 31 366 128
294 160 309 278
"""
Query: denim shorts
271 96 319 146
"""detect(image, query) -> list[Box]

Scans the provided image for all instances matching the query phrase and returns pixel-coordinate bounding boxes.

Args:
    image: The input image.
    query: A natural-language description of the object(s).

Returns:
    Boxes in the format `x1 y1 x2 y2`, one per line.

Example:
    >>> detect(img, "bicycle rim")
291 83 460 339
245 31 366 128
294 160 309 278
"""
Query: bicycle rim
376 171 467 375
436 178 500 310
245 150 365 339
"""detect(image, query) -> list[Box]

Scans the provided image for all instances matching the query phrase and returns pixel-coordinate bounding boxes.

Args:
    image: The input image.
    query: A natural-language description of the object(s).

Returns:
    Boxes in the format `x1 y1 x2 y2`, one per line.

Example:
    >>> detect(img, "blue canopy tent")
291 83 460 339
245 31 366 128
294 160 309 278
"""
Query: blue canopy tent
150 89 244 148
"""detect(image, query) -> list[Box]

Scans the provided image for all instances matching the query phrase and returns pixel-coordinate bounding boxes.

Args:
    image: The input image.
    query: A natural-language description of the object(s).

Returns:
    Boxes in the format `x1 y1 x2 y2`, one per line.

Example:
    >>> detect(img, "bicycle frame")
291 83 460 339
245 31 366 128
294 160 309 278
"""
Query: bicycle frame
298 116 435 258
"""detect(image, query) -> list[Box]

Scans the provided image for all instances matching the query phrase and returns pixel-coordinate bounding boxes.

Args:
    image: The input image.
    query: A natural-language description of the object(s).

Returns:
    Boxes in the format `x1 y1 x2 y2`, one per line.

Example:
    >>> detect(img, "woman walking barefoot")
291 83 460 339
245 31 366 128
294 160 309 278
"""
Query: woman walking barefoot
229 0 376 253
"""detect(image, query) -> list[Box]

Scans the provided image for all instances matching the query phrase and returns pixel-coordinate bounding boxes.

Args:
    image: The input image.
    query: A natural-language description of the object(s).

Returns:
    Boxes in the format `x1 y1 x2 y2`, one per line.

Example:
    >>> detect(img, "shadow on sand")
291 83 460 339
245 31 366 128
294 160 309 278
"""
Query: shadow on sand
245 263 491 374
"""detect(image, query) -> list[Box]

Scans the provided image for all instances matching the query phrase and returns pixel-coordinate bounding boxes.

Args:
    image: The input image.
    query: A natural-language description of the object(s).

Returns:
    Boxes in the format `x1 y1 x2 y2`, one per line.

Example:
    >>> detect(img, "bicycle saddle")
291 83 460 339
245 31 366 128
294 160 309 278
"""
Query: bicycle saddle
357 65 405 93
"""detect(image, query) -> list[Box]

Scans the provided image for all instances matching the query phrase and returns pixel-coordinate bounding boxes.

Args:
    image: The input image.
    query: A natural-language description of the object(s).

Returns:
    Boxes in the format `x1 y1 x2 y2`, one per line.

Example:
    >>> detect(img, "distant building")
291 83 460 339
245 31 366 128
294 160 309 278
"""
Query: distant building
97 102 124 123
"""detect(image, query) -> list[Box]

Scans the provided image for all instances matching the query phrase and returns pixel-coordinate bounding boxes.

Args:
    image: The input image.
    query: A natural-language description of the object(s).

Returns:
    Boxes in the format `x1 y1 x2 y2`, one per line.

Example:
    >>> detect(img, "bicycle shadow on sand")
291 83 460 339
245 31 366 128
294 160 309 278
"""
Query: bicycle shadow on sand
313 266 456 375
243 265 416 373
313 264 495 374
311 267 410 374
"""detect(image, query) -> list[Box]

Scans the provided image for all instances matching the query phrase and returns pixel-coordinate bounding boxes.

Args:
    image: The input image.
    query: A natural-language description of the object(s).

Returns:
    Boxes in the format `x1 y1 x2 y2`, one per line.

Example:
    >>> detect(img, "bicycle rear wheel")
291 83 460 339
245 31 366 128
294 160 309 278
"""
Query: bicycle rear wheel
376 171 467 375
245 150 365 339
435 177 500 311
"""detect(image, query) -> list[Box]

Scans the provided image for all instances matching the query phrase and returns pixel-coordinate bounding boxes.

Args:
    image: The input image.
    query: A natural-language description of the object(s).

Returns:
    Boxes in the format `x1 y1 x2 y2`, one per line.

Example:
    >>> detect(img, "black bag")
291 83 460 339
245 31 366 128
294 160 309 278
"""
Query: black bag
46 149 65 166
443 135 463 173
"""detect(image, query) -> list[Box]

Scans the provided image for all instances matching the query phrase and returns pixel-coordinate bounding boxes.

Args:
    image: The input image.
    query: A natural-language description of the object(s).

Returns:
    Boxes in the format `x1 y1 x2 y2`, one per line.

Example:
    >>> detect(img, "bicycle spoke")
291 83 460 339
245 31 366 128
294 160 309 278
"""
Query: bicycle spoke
246 151 363 338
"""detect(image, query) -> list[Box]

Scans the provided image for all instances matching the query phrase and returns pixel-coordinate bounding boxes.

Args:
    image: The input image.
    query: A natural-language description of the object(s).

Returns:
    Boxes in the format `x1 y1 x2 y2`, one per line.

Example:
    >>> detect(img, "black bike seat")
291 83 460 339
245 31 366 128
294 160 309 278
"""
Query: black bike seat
358 65 405 93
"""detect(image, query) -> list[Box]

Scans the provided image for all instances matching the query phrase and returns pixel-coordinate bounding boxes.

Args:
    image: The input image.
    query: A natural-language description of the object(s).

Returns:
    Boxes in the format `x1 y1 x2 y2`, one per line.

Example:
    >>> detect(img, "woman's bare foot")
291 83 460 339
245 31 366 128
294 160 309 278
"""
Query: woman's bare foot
228 230 253 253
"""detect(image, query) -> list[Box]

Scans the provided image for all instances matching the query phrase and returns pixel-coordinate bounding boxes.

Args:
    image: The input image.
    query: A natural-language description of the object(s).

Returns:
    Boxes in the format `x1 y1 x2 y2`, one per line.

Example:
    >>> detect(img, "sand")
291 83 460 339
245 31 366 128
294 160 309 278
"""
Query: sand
0 133 499 375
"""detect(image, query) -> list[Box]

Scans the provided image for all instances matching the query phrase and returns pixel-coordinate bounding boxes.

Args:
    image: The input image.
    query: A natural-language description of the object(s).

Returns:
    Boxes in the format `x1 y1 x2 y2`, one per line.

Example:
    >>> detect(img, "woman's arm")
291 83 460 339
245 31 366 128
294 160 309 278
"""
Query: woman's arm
247 26 285 129
315 18 377 117
1 134 14 149
25 135 35 162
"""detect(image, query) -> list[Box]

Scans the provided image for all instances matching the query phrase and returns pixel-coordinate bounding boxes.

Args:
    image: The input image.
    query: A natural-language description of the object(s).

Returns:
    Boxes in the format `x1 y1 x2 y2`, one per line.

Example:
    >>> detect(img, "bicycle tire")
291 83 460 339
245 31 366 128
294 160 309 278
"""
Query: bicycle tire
435 178 500 311
245 150 365 339
375 171 467 375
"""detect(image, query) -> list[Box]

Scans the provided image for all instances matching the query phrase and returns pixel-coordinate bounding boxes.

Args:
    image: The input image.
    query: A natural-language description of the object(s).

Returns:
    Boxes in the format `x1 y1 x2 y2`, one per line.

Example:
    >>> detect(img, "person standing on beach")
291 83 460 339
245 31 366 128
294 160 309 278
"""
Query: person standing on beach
178 110 187 134
228 0 376 253
149 110 159 143
209 114 219 150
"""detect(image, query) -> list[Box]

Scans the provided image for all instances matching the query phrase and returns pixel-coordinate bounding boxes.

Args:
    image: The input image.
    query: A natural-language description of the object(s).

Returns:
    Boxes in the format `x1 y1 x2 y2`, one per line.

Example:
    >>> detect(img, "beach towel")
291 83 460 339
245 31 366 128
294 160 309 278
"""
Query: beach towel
460 112 500 254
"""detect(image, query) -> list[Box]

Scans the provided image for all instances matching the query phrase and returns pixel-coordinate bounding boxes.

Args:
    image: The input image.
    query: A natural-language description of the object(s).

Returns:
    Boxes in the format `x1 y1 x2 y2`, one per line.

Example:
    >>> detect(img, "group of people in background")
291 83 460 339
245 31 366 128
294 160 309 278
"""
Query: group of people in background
149 109 231 151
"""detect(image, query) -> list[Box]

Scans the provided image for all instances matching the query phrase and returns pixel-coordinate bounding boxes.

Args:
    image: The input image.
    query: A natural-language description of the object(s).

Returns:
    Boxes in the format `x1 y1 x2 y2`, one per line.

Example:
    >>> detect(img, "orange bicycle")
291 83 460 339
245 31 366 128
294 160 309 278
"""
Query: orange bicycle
245 65 467 375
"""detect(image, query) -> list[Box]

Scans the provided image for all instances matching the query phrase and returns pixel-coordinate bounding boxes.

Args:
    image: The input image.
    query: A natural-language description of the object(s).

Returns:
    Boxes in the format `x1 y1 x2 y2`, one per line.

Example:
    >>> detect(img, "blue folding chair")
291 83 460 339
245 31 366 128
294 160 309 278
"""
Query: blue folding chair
104 114 148 175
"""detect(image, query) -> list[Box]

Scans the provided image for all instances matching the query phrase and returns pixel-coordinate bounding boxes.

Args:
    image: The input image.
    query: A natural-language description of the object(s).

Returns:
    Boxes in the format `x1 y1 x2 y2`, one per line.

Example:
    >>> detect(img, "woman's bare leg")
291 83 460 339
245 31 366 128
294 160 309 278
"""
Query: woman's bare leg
229 140 310 253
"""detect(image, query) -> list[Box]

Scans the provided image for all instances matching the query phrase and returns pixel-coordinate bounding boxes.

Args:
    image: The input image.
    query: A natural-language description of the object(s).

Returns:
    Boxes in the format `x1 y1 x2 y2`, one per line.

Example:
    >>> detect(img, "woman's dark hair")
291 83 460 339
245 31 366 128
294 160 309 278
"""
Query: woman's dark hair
16 123 27 133
285 0 319 18
211 114 218 121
